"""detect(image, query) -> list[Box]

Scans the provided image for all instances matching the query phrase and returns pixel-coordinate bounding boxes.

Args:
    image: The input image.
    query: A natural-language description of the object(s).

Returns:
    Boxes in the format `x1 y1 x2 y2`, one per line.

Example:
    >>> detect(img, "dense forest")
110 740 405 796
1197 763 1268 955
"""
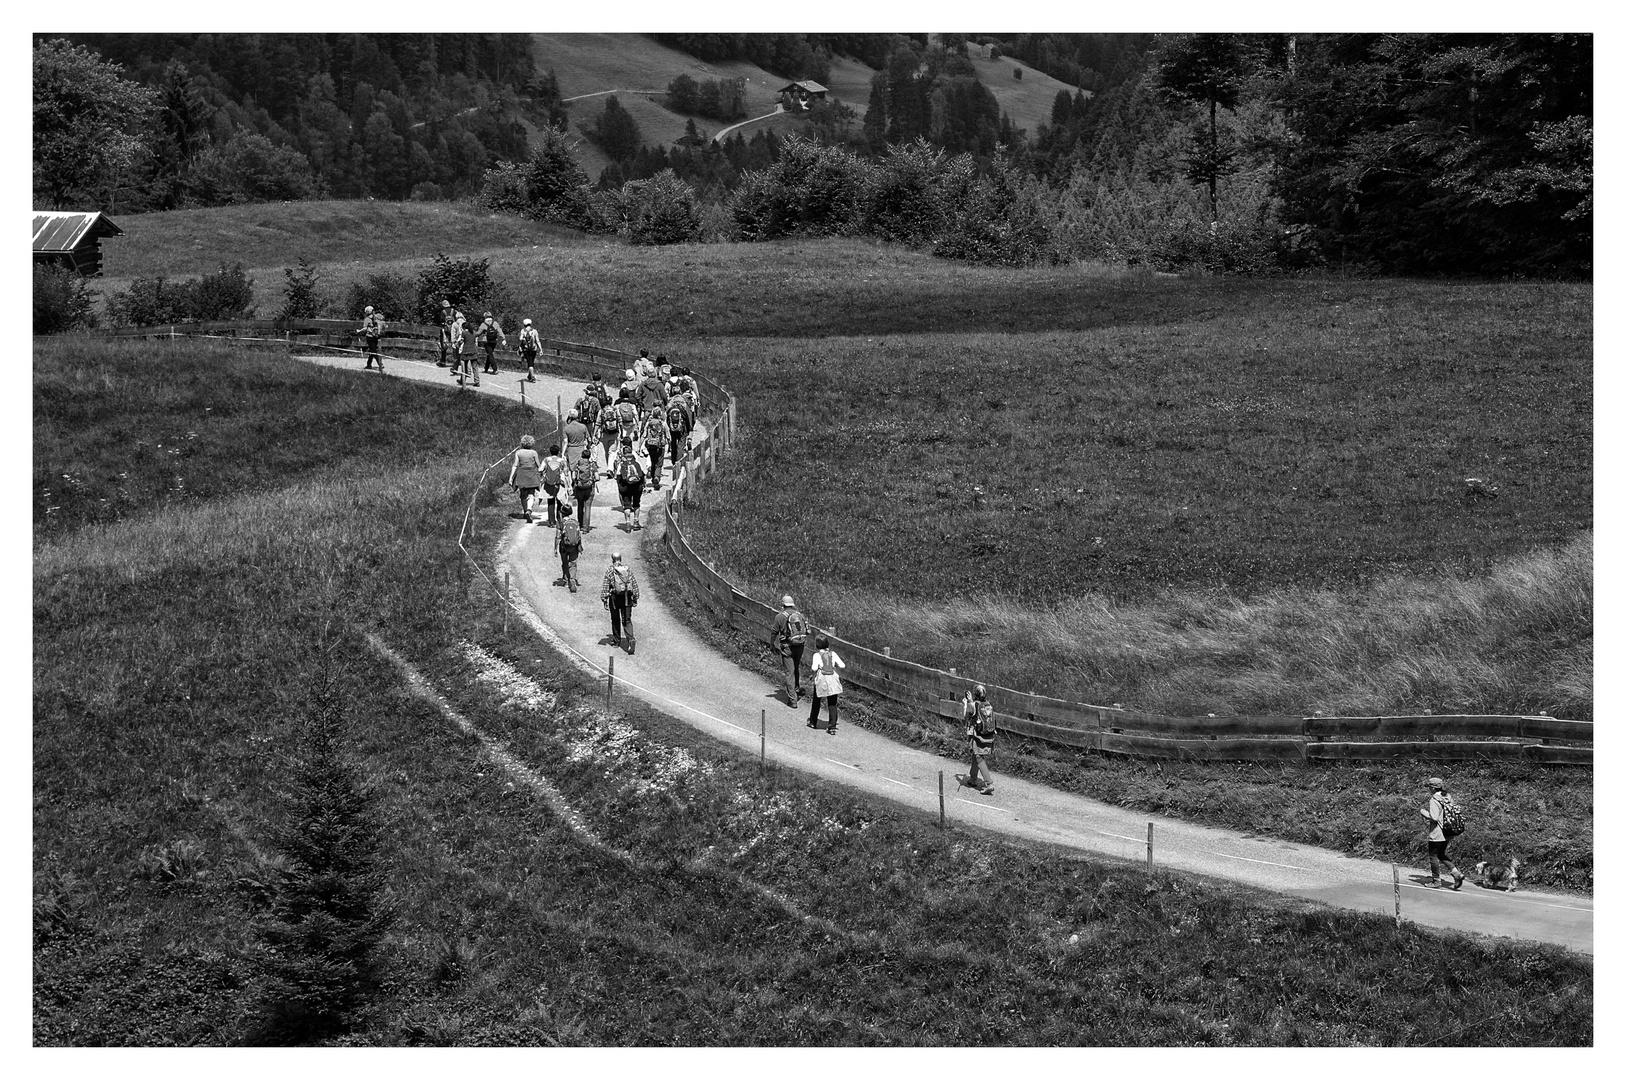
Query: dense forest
34 32 1590 276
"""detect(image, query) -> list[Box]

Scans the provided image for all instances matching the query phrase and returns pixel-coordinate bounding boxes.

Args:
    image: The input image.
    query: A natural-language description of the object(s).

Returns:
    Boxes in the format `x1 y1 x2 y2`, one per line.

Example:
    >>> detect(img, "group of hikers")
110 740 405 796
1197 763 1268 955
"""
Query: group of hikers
506 348 703 656
354 301 544 384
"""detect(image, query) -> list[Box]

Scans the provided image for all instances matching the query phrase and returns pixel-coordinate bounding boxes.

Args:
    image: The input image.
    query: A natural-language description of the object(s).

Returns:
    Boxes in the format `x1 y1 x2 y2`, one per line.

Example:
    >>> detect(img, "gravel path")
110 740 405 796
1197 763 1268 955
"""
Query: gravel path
293 348 1594 955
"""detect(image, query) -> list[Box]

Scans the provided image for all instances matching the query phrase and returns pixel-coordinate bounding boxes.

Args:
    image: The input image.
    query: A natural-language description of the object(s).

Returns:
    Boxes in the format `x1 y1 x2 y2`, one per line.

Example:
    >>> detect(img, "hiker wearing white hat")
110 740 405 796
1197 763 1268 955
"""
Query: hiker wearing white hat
518 317 541 382
770 594 811 706
357 305 385 371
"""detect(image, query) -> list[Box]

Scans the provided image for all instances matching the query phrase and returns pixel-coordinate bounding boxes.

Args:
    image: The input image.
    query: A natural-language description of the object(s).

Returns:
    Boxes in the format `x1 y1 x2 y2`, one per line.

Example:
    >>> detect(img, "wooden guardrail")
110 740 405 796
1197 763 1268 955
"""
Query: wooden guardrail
117 319 1589 764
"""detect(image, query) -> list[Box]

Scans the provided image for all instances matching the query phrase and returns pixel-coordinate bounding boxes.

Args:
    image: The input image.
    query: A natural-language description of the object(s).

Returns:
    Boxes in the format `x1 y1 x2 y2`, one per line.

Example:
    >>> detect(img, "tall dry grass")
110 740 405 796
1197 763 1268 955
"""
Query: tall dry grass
769 532 1592 720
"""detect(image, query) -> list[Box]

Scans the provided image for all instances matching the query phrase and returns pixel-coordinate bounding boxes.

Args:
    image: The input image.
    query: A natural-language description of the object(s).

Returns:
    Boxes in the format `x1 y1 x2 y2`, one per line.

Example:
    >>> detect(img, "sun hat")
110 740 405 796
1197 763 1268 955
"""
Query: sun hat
523 317 532 325
782 595 795 607
364 305 373 313
1428 776 1445 789
441 299 451 308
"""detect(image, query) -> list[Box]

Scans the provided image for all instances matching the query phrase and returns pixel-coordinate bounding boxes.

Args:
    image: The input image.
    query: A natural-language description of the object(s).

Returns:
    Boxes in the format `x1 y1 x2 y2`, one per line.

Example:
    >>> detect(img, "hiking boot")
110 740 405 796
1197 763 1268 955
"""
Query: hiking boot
473 379 481 387
981 787 994 796
527 375 537 382
626 637 636 655
1424 879 1442 889
1452 872 1465 891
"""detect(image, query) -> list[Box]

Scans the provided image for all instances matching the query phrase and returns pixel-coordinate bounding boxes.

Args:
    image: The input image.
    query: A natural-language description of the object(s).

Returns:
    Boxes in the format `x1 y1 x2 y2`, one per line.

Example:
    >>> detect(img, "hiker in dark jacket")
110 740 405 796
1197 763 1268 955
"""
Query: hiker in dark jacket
770 594 810 705
554 502 584 592
601 552 639 652
640 408 670 492
357 306 385 371
571 446 599 532
476 312 506 374
609 434 647 531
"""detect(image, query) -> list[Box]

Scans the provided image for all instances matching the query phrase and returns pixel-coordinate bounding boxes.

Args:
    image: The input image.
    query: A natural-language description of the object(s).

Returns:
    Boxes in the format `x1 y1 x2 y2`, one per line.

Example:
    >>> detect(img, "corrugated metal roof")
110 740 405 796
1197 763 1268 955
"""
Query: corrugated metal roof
33 211 122 253
777 80 829 94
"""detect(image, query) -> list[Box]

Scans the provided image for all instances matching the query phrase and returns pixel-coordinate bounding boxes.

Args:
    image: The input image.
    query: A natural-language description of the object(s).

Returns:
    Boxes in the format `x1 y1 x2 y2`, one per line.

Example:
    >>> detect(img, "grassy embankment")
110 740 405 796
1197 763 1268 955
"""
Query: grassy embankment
35 336 1590 1044
89 211 1594 888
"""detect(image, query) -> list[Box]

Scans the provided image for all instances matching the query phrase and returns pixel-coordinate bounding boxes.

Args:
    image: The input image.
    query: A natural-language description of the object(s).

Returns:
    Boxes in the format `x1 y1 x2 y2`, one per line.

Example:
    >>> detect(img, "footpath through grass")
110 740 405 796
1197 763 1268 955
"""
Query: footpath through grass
34 336 1591 1044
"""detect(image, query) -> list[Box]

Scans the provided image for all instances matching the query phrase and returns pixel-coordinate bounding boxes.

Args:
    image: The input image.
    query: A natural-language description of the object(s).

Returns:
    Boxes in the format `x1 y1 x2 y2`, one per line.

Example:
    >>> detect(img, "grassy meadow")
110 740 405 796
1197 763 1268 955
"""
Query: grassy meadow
33 337 1592 1044
81 207 1592 860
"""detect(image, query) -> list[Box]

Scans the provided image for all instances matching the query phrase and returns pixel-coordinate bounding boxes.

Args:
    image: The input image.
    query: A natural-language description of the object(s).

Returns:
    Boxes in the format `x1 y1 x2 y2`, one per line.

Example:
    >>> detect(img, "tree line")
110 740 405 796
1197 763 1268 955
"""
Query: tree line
35 32 1590 276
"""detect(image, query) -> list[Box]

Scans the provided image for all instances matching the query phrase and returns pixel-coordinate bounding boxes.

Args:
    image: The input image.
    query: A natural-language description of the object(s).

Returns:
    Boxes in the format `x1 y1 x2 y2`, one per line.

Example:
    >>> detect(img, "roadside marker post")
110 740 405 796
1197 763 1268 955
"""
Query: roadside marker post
503 572 511 635
1393 864 1402 928
938 771 946 830
760 708 766 768
607 656 614 711
1147 822 1155 872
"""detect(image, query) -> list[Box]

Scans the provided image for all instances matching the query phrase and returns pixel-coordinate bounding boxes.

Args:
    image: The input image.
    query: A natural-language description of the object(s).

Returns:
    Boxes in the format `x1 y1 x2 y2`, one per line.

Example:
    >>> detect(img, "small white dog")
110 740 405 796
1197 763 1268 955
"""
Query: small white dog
1471 857 1521 892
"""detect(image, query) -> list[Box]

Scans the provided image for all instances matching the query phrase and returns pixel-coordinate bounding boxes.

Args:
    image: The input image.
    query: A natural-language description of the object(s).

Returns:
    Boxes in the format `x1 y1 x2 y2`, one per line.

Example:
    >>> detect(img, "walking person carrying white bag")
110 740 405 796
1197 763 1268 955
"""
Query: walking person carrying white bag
807 635 845 734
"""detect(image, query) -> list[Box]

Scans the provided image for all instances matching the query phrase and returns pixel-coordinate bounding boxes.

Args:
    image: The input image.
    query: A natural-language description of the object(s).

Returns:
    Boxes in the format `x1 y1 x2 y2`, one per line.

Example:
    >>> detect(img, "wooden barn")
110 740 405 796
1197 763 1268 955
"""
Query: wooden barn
776 80 828 110
33 211 123 276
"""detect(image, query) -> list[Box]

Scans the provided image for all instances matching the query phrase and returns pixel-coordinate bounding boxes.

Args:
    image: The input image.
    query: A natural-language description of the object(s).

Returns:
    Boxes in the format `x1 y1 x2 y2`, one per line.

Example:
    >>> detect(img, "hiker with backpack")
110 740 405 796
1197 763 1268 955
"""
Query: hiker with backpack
455 319 479 387
963 684 997 795
507 434 543 524
771 595 810 705
640 407 670 492
518 318 542 382
1421 777 1467 889
609 434 648 531
476 312 506 374
664 395 694 471
638 368 668 415
555 503 584 592
601 552 639 652
357 306 385 371
437 300 455 366
571 446 599 532
807 636 845 734
539 442 569 527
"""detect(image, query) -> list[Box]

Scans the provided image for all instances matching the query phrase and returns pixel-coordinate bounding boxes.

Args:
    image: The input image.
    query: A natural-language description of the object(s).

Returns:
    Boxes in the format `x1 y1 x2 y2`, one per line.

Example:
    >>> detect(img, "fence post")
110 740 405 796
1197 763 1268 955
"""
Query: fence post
760 709 766 769
1146 822 1154 872
939 771 946 830
607 655 614 711
1393 864 1402 928
503 571 511 635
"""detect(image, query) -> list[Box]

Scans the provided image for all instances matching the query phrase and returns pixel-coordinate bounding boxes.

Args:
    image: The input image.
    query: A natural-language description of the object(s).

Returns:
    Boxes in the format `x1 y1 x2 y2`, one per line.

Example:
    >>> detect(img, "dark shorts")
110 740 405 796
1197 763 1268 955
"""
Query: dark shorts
1427 839 1451 859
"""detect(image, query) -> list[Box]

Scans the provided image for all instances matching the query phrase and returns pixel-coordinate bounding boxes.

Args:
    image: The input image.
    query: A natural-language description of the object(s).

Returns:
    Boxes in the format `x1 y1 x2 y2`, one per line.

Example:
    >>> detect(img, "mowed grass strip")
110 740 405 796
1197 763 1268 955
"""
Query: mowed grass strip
34 336 1590 1044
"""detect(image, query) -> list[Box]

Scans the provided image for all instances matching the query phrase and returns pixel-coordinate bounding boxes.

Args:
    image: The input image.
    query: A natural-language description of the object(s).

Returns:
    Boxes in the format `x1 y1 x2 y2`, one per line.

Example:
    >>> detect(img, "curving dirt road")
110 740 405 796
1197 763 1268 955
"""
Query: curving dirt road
293 349 1594 955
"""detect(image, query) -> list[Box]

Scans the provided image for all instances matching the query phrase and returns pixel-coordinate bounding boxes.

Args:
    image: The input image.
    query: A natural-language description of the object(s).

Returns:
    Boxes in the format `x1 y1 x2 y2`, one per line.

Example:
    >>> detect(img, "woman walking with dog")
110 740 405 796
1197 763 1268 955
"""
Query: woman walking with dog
1420 776 1467 890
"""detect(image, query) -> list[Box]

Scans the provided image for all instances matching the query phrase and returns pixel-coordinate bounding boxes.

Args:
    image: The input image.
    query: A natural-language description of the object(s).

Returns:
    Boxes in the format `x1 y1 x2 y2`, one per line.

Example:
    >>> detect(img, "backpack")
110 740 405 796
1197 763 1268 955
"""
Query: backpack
520 327 540 354
572 457 598 489
610 565 633 593
616 401 639 430
559 517 581 546
785 609 808 644
482 322 501 346
576 393 602 425
616 451 644 484
666 402 690 438
1439 794 1466 838
643 414 667 444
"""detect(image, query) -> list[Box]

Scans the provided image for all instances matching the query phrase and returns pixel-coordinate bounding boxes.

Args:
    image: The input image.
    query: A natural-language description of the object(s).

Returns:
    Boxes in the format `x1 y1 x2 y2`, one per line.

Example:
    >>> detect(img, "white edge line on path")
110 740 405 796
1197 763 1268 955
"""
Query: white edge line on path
1394 882 1591 912
1203 851 1312 872
823 758 860 770
952 797 1012 814
881 777 913 789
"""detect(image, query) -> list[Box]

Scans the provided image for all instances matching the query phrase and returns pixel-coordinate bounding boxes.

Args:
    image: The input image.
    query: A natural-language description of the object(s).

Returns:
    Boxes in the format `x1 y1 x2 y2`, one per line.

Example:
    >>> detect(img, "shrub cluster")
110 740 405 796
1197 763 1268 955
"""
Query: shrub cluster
589 170 703 245
338 254 517 326
107 263 256 327
33 263 98 334
729 136 1055 265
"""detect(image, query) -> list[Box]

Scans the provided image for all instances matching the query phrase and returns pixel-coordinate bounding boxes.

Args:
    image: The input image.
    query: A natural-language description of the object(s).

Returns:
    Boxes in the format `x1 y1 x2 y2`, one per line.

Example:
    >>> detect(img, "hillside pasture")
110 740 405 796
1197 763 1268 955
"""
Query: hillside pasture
35 336 1592 1044
966 48 1088 137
